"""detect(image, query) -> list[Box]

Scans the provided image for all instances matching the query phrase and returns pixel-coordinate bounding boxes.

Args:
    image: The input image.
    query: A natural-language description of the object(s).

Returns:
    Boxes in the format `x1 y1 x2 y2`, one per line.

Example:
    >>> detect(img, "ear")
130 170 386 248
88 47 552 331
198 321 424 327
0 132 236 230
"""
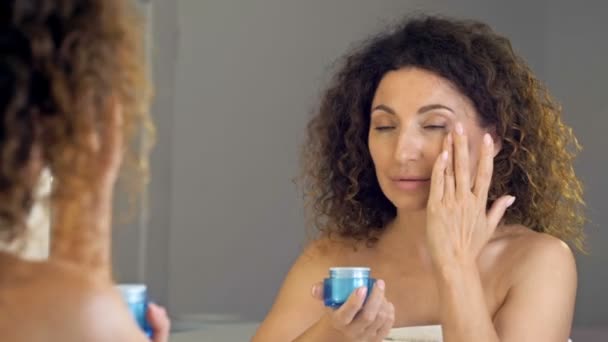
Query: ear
488 127 502 157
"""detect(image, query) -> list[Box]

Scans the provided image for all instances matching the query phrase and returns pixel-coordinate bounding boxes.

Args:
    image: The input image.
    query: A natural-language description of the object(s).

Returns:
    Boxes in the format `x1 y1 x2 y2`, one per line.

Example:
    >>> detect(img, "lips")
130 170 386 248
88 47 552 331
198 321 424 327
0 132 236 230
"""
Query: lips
391 177 431 190
391 175 430 181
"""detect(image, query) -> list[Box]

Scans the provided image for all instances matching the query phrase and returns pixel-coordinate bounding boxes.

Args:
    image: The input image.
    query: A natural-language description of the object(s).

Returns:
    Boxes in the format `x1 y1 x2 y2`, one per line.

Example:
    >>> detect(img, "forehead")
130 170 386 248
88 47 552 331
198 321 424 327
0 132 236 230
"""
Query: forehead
371 67 477 119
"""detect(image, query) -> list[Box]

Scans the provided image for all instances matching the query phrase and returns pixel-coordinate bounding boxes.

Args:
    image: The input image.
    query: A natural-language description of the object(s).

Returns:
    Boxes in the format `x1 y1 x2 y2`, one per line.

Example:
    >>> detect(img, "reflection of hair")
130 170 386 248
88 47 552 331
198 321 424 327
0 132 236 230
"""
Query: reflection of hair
301 15 585 251
0 1 151 241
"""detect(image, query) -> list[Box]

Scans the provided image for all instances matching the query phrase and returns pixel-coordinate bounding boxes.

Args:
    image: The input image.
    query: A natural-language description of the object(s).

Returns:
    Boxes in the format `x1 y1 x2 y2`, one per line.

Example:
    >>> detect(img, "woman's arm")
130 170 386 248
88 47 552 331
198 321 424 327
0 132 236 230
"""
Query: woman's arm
491 237 576 341
436 235 575 342
253 241 394 342
252 244 335 341
427 126 576 342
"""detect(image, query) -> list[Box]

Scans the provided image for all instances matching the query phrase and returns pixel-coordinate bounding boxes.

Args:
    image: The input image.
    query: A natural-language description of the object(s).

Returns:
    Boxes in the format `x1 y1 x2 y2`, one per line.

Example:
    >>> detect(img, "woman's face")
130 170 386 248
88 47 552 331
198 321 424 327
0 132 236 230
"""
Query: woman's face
368 67 498 211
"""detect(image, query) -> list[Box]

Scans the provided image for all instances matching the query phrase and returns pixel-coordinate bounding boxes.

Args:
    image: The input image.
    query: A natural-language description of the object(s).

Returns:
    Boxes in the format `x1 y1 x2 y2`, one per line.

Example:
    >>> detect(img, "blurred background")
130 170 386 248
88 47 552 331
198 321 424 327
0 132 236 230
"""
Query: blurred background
112 0 608 332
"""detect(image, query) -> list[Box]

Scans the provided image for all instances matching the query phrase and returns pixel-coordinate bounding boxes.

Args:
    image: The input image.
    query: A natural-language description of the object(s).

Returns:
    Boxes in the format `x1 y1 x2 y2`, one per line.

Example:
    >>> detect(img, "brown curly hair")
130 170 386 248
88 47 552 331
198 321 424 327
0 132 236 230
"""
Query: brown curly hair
301 15 586 252
0 0 152 242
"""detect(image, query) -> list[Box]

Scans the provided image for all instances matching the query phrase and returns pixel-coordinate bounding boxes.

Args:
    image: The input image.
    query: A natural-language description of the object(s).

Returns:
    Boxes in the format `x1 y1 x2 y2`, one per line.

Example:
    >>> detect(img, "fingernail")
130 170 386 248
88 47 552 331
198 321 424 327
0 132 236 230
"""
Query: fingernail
506 196 516 207
377 279 385 290
455 122 464 135
441 150 448 161
357 287 368 298
483 133 492 146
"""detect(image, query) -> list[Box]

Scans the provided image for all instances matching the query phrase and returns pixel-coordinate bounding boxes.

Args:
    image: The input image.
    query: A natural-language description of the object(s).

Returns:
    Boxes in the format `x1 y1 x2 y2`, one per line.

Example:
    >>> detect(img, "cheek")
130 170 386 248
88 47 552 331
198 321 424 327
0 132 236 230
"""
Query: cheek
422 135 445 163
368 138 389 168
429 137 444 153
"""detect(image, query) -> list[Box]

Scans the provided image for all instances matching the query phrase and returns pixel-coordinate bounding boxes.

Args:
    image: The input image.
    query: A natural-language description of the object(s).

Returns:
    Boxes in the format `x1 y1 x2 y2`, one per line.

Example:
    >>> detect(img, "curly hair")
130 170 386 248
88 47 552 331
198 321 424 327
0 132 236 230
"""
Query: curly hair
0 0 152 242
301 15 585 252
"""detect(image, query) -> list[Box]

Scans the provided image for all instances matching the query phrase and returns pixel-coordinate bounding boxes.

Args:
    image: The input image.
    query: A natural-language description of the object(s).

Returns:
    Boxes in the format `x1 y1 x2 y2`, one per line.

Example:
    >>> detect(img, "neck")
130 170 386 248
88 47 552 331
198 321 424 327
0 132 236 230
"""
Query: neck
390 208 427 242
378 208 433 268
50 186 113 281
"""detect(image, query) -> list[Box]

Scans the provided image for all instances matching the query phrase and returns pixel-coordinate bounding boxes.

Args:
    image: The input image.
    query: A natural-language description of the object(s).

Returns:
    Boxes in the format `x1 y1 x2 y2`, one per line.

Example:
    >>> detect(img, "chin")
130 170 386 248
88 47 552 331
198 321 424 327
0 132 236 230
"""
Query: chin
385 193 429 211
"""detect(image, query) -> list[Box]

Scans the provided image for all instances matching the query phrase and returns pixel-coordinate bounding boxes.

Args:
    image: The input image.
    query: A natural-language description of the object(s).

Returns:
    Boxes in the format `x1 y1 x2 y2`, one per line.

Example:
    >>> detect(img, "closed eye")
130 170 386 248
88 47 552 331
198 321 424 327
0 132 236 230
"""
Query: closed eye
375 126 396 131
424 125 446 130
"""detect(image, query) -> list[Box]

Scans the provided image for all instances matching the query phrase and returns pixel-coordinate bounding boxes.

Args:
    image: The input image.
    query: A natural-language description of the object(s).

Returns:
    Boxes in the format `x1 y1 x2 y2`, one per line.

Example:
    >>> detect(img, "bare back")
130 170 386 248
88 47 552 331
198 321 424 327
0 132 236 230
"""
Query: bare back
0 252 147 342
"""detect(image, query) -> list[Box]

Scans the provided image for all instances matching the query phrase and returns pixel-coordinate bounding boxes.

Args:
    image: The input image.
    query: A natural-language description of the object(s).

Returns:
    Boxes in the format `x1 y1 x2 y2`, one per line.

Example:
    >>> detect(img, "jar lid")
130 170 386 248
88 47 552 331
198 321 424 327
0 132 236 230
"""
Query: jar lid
116 284 147 302
329 267 370 278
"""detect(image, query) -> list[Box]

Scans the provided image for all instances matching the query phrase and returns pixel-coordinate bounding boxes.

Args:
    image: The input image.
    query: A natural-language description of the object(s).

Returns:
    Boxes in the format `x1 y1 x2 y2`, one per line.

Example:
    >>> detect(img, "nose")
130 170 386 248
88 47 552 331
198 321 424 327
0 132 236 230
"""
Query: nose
394 126 423 163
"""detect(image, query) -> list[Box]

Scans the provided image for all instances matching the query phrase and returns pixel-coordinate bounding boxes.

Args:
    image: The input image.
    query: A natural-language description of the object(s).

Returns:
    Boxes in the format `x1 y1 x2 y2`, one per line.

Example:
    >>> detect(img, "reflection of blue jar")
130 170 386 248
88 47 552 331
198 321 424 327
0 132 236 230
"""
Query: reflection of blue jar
323 267 375 308
117 284 152 338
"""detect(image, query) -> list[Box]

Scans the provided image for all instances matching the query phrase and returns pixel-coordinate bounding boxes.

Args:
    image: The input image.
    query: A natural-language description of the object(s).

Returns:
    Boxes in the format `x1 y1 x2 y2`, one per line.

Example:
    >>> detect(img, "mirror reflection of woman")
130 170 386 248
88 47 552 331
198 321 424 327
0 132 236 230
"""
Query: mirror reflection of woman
254 16 584 342
0 1 169 341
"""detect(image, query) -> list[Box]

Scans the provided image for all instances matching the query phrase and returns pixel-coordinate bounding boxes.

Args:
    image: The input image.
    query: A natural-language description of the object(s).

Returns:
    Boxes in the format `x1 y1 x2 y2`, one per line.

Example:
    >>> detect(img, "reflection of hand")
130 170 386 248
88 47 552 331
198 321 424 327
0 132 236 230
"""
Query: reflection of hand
147 303 171 342
311 280 394 342
426 123 515 269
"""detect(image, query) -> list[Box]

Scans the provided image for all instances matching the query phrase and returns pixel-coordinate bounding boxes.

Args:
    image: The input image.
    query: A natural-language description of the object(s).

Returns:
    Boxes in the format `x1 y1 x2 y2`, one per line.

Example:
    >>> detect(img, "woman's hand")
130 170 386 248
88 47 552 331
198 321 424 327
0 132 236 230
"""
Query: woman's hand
310 280 394 342
426 123 515 269
147 303 171 342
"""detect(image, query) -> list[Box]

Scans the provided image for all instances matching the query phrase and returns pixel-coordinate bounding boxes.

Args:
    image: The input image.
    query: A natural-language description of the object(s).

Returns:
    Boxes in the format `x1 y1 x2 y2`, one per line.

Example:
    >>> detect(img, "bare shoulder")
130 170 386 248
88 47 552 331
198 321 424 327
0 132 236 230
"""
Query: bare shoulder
281 236 352 295
489 224 576 277
0 252 146 342
489 226 577 340
252 236 358 342
300 236 362 262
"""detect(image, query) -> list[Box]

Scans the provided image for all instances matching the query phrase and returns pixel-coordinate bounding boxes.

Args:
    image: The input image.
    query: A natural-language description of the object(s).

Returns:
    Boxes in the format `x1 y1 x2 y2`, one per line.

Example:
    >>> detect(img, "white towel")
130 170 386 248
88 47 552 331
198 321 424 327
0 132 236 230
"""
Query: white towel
384 325 442 342
385 325 571 342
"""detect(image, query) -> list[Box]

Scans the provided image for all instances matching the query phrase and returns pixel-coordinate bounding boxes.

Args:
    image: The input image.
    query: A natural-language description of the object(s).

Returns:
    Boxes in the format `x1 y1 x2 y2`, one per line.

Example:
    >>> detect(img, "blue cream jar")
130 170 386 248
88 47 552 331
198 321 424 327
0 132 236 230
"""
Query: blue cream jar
117 284 152 338
323 267 376 308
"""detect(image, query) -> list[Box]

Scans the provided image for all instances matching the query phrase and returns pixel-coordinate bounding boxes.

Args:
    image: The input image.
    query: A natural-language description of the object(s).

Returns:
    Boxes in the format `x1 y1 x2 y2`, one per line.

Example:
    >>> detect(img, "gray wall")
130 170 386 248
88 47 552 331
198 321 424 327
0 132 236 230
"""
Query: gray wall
112 0 178 308
541 1 608 326
113 0 608 328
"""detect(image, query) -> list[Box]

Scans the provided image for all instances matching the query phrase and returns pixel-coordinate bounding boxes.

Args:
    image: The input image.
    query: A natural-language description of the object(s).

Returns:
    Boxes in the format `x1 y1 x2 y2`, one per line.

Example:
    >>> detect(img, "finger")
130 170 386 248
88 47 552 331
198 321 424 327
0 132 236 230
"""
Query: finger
311 282 324 301
473 133 494 204
362 299 393 339
147 303 171 342
454 122 471 200
349 279 386 333
487 195 515 230
332 286 367 327
444 132 455 202
374 302 395 340
429 149 447 203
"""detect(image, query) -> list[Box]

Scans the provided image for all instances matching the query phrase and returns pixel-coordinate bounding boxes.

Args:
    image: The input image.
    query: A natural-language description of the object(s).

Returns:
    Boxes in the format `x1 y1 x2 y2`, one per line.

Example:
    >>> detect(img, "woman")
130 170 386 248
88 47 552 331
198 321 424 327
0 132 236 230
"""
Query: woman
0 1 169 341
253 15 584 342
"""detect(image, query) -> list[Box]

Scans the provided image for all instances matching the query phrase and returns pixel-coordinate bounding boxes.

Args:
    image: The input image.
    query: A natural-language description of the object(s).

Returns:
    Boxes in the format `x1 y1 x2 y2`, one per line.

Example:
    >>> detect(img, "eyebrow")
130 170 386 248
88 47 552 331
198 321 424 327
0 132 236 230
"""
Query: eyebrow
371 103 455 115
